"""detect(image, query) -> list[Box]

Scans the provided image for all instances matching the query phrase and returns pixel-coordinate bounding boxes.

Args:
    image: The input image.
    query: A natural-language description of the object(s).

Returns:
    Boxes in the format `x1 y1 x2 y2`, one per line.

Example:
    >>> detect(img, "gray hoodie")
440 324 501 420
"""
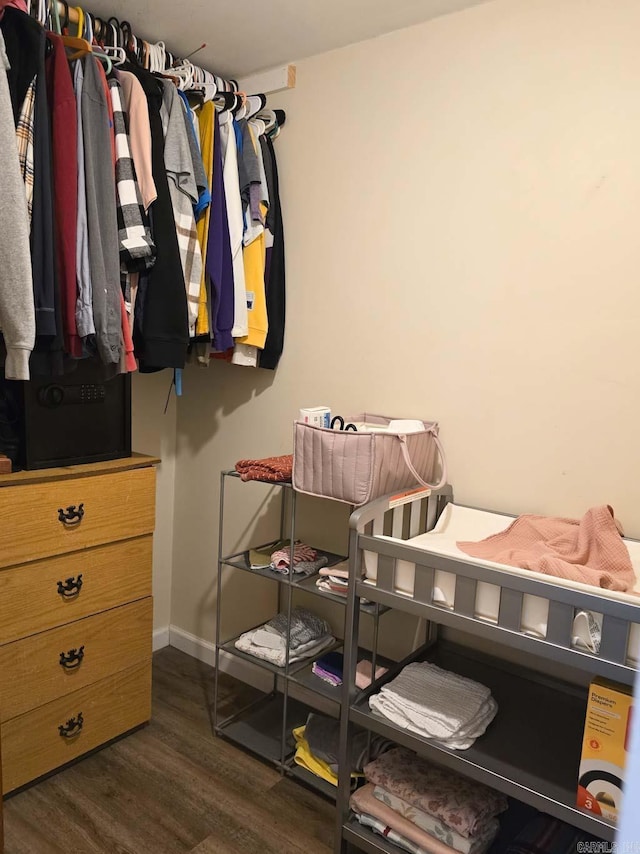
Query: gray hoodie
0 31 35 380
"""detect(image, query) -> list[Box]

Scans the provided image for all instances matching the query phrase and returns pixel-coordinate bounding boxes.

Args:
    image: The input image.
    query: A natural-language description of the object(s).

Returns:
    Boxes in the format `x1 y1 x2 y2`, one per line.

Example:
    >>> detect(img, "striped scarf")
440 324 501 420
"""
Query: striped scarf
16 75 35 228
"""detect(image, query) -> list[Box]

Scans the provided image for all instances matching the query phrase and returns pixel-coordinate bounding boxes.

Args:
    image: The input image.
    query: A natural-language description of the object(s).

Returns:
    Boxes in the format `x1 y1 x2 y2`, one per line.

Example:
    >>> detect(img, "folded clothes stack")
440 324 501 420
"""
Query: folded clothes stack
235 607 334 667
312 651 344 686
248 539 333 577
293 713 390 787
351 747 507 854
369 662 497 749
315 561 351 596
270 541 329 577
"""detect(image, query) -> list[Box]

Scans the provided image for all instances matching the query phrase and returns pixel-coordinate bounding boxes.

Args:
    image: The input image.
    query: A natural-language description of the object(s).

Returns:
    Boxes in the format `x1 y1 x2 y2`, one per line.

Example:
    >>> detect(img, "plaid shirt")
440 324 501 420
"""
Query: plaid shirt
16 75 36 228
170 196 202 336
108 78 155 273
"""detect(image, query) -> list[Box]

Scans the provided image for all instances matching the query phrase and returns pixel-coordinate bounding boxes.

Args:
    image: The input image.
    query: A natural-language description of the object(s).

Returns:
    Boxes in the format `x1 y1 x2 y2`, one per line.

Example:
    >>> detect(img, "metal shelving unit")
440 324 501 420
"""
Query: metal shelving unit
213 469 393 800
334 488 634 854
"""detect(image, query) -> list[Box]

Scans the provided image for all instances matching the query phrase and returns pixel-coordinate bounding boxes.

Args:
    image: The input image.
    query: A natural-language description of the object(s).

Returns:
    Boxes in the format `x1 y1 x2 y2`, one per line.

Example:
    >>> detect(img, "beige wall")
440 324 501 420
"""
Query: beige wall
167 0 640 656
131 373 177 634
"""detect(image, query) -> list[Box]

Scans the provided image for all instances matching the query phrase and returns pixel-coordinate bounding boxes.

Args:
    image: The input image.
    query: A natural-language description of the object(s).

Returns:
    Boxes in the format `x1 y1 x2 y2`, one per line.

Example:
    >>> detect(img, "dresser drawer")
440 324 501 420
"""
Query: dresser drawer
0 598 152 722
0 466 156 569
2 661 151 793
0 536 152 644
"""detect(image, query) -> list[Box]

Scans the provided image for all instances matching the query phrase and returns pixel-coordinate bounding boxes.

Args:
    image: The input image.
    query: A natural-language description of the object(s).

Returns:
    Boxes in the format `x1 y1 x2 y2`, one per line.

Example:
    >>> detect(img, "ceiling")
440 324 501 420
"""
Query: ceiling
85 0 491 80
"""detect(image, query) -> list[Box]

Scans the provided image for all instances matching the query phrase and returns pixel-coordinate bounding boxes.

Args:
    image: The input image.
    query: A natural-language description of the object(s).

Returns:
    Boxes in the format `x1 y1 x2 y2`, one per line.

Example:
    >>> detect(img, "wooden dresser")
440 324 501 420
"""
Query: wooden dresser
0 454 157 796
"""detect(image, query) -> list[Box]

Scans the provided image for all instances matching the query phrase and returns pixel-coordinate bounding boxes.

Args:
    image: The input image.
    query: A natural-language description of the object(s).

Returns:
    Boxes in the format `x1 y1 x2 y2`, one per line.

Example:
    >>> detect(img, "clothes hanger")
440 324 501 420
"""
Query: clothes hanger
60 4 92 58
59 0 69 34
233 91 247 118
245 94 266 120
257 108 277 134
106 16 119 45
83 11 112 73
214 91 237 114
102 44 125 65
48 0 61 34
189 80 216 102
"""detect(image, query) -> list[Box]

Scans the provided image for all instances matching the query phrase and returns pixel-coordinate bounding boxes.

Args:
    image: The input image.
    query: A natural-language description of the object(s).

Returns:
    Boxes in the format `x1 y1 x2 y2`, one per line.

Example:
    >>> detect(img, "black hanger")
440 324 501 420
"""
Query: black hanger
60 0 69 34
91 15 103 44
107 16 121 48
214 91 237 112
274 109 286 129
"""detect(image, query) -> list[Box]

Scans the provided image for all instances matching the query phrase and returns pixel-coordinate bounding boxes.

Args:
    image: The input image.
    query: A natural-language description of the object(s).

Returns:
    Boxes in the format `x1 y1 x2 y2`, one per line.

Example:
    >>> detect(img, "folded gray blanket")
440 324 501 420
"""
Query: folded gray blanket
305 713 391 772
266 607 331 650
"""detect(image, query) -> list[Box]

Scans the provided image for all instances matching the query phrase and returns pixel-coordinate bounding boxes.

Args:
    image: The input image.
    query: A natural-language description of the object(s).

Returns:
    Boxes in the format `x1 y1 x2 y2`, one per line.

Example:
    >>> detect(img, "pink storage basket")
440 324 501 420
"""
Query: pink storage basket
292 413 447 506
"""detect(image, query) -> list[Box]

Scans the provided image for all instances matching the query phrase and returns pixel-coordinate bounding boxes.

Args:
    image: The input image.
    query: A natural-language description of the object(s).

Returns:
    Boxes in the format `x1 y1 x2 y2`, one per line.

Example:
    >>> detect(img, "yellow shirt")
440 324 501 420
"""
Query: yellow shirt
195 102 214 337
239 221 268 349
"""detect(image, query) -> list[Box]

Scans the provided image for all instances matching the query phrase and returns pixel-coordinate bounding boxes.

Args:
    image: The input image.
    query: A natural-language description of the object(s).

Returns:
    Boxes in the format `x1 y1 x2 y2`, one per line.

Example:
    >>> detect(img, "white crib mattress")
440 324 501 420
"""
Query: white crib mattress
363 504 640 665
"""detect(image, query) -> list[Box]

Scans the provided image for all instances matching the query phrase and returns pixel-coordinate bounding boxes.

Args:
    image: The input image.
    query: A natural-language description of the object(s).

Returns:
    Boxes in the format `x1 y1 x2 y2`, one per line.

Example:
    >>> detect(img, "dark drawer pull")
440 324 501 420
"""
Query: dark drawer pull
58 504 85 526
59 645 85 670
58 712 83 739
57 574 83 598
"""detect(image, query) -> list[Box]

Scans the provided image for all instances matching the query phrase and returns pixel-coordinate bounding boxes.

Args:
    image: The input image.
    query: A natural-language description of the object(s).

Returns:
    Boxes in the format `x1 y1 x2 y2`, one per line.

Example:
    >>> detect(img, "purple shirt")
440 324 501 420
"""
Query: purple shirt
206 110 234 351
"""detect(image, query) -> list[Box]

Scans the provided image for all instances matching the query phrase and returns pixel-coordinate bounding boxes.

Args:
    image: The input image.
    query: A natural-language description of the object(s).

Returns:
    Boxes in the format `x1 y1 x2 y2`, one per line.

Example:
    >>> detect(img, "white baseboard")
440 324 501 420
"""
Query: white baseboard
153 626 170 651
167 625 272 691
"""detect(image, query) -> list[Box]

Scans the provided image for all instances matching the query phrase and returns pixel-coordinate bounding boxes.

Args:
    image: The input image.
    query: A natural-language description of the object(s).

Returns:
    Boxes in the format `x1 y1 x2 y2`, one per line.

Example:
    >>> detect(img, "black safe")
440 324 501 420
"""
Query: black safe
0 359 131 471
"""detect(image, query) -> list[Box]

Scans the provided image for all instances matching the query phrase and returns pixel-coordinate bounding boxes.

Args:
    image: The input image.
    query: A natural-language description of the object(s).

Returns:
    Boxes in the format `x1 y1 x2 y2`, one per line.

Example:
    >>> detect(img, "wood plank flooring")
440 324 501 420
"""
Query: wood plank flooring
3 647 335 854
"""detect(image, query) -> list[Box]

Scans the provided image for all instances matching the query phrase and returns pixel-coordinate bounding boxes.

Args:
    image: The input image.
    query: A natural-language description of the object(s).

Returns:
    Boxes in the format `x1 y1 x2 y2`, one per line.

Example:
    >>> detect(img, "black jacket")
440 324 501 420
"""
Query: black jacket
127 64 188 371
259 136 285 370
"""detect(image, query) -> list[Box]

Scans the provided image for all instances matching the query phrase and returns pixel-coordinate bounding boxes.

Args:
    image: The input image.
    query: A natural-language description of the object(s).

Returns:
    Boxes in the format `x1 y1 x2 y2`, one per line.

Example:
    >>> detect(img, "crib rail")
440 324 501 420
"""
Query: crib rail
351 488 640 685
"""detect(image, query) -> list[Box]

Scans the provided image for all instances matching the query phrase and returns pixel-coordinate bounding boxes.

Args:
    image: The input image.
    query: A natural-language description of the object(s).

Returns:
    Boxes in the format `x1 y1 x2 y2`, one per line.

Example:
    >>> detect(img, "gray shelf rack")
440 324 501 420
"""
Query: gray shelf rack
213 469 392 800
335 486 640 852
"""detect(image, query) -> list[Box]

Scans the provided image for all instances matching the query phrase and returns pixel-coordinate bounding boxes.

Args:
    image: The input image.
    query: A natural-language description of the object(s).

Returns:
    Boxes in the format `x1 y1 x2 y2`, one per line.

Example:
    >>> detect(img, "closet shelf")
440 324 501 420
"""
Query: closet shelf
221 548 346 578
220 632 343 678
222 469 294 489
220 548 389 615
215 692 314 767
289 649 397 707
286 763 338 801
350 641 615 842
296 574 390 616
343 817 401 854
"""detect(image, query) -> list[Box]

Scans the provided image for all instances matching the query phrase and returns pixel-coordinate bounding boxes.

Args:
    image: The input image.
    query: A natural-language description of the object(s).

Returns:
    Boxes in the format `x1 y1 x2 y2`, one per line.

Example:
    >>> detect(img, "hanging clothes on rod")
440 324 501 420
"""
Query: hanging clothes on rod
0 1 288 387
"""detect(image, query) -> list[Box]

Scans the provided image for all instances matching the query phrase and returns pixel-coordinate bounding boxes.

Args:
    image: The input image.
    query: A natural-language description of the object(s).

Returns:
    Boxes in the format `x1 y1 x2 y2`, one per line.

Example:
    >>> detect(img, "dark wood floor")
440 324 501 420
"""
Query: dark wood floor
4 648 335 854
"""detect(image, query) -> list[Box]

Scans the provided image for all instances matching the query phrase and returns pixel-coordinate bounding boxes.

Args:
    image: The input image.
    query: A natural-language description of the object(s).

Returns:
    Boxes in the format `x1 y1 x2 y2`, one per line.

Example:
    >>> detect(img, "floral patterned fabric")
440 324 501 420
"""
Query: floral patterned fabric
351 784 456 854
364 747 507 839
353 810 428 854
373 786 498 854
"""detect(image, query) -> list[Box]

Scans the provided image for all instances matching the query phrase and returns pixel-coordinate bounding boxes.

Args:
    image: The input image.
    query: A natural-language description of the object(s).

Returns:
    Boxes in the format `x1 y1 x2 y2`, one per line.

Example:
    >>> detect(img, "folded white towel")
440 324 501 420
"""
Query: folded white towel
369 662 497 749
236 630 335 668
252 626 286 650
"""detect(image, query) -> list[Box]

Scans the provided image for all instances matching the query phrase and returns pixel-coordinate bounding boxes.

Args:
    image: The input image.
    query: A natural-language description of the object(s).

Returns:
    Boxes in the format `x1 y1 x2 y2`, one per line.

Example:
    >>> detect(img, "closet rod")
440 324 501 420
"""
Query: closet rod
53 2 237 90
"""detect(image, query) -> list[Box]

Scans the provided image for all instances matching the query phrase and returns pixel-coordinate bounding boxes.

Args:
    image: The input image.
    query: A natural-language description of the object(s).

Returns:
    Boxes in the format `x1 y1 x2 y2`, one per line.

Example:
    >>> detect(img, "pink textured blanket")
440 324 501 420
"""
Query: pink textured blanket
457 505 635 592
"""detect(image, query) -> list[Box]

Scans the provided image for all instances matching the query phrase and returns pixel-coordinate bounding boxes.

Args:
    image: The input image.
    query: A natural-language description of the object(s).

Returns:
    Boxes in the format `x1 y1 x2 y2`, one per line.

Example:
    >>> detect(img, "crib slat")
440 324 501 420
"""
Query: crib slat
373 514 384 536
376 554 396 592
426 495 438 533
454 576 477 617
546 601 574 646
409 500 422 538
599 615 630 664
413 564 435 604
498 588 523 631
392 506 404 539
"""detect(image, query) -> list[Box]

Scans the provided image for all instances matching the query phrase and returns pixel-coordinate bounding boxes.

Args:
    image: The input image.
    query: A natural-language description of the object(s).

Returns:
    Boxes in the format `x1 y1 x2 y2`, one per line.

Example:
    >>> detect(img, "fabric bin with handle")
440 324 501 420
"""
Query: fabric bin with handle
292 413 447 506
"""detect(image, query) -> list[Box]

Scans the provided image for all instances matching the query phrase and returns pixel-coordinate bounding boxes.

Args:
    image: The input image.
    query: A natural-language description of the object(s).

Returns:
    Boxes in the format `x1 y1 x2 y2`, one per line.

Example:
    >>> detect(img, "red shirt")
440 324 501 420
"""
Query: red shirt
44 33 81 357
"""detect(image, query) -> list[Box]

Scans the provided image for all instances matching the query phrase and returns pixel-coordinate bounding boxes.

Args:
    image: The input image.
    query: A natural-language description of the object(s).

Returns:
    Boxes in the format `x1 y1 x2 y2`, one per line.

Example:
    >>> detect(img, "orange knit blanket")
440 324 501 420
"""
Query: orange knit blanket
235 454 293 483
457 505 636 592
